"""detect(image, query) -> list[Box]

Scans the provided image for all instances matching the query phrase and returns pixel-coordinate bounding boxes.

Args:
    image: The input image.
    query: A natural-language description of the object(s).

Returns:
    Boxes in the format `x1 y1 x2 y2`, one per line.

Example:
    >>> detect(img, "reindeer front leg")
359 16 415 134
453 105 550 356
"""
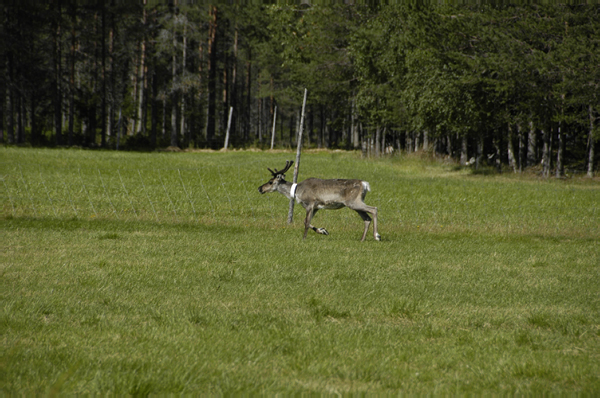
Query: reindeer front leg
309 209 329 236
303 208 329 239
303 207 315 239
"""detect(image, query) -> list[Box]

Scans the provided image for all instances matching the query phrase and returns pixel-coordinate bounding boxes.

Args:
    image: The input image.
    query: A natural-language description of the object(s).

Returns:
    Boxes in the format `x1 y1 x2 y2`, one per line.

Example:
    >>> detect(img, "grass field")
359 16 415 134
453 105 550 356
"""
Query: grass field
2 147 599 394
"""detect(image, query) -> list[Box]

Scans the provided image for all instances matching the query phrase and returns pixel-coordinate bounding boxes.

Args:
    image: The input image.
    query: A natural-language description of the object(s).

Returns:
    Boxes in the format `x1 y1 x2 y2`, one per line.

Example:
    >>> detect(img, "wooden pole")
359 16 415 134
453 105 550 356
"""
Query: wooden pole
270 105 277 150
117 107 122 151
223 106 233 150
288 89 308 224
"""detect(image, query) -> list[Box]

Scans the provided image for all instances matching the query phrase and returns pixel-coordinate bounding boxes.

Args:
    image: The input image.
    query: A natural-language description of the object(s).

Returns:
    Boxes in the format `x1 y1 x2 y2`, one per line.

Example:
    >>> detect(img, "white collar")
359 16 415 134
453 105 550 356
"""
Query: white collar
290 183 297 199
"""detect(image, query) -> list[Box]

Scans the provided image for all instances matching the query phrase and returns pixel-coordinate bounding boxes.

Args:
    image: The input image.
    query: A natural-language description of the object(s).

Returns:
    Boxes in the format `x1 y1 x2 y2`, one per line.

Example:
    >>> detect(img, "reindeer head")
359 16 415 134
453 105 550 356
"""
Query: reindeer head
258 160 293 194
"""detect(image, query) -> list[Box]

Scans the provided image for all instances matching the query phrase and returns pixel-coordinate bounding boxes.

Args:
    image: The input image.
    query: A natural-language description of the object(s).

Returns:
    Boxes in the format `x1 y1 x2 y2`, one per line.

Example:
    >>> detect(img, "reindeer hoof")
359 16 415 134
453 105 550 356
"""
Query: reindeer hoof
316 228 329 235
375 233 381 241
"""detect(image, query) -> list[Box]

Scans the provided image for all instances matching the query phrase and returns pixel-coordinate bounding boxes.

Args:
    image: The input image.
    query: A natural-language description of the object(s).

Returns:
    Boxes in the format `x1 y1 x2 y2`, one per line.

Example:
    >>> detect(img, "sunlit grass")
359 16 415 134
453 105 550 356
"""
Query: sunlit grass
1 148 599 394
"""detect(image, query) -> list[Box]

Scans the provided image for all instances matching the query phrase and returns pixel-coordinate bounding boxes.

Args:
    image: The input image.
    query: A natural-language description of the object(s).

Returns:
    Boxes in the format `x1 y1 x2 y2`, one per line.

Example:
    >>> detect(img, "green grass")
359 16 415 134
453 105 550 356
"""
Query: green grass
1 147 599 394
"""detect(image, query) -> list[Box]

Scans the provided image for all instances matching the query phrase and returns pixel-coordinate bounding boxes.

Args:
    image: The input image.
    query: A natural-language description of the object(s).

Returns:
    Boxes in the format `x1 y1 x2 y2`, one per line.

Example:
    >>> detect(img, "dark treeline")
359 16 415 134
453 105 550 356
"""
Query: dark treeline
1 3 598 176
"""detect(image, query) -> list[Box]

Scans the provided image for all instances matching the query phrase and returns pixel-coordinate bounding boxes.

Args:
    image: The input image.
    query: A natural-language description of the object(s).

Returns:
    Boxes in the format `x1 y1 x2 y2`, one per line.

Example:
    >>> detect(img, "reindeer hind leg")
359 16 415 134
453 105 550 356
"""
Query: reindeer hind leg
354 205 380 241
356 210 372 242
372 207 381 241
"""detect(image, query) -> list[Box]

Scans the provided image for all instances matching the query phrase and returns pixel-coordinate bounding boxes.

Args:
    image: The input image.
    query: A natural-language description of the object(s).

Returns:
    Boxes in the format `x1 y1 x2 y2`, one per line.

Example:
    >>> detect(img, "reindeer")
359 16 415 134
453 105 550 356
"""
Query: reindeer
258 161 381 241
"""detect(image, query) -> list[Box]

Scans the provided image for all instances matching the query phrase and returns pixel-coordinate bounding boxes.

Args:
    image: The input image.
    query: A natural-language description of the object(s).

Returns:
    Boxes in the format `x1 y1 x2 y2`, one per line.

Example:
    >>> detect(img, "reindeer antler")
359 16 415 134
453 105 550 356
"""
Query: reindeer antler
268 160 294 177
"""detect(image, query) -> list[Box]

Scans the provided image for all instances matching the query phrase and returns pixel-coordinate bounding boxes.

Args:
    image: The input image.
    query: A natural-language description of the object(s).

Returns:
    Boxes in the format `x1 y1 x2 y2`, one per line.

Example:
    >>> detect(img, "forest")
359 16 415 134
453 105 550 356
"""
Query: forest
2 2 599 176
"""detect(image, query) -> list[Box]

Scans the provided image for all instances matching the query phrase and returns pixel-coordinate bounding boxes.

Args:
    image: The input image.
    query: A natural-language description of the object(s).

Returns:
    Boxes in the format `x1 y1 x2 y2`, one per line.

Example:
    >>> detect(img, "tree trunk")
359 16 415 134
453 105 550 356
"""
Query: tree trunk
258 97 263 143
460 135 468 166
151 63 158 148
16 95 23 144
527 120 536 167
375 125 381 157
541 127 551 178
222 26 229 138
318 105 324 148
475 135 483 170
130 51 138 135
359 124 366 157
289 112 295 148
170 14 178 147
68 2 76 146
180 23 187 147
205 5 218 147
507 123 517 173
5 82 14 145
517 123 523 173
305 104 315 147
136 3 147 136
230 27 238 145
588 104 595 177
116 107 121 150
88 10 98 145
30 80 36 145
171 94 178 147
106 10 115 145
279 108 284 147
423 130 429 152
244 49 251 144
351 97 358 148
5 7 14 144
54 0 63 146
162 95 166 141
414 131 420 151
556 121 565 178
100 3 107 147
195 39 204 148
493 136 502 173
117 44 129 148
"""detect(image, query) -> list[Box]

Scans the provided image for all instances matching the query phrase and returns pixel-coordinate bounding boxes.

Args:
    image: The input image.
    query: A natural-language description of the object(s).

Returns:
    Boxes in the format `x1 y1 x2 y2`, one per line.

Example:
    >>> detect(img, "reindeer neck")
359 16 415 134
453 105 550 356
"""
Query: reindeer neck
277 180 295 200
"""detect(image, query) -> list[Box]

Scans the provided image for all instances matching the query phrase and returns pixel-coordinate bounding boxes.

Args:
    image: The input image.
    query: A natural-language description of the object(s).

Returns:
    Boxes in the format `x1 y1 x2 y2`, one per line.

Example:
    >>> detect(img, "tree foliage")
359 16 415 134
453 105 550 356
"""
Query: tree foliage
1 3 598 174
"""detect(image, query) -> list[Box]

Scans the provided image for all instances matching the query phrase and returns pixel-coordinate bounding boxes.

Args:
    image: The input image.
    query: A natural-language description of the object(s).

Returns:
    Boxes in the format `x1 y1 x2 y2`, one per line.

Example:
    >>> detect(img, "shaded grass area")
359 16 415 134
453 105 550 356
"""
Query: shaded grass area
1 148 600 393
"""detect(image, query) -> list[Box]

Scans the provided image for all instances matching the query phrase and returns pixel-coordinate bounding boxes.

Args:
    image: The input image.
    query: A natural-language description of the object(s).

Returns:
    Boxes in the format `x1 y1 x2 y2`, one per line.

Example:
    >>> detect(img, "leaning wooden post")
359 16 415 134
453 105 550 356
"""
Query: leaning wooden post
270 105 278 150
288 89 308 224
223 106 233 150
